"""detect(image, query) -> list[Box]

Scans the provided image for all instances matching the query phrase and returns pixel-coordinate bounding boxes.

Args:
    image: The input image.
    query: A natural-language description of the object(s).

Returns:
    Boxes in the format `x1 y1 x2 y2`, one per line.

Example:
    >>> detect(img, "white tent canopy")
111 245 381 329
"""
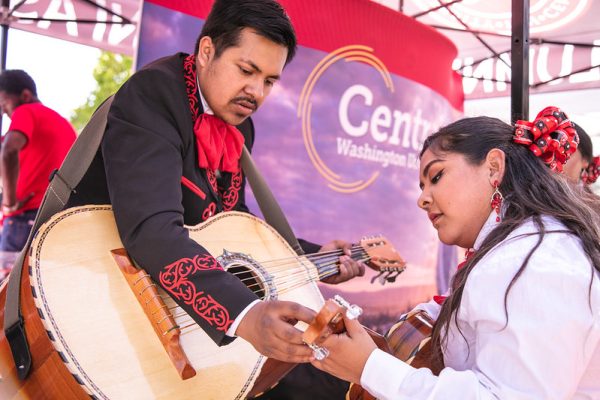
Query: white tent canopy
374 0 600 135
2 0 141 59
2 0 599 127
376 0 600 100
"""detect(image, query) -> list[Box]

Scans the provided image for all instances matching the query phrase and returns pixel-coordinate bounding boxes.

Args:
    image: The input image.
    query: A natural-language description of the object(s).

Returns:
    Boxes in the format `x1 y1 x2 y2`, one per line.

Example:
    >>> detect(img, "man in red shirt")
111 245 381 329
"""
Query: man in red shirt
0 69 76 251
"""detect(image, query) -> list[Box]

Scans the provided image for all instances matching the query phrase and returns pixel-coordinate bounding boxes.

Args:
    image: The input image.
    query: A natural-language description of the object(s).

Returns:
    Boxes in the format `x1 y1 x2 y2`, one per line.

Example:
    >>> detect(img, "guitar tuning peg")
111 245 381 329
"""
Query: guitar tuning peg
370 271 383 284
333 295 363 319
346 304 363 320
307 343 329 360
386 272 398 283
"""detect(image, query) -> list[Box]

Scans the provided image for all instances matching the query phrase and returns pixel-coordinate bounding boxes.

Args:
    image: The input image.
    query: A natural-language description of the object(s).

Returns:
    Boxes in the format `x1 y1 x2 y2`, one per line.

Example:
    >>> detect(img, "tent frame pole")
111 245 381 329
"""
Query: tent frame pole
511 0 529 123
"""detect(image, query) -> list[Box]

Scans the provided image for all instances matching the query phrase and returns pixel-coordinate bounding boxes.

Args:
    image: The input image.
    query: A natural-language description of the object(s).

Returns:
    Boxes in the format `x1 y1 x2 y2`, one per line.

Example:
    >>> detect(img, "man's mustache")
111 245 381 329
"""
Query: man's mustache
232 97 258 111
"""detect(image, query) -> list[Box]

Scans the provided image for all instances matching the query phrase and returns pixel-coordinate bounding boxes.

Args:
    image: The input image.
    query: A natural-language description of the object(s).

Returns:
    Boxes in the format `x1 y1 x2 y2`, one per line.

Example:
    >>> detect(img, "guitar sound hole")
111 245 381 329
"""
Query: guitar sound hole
228 264 266 299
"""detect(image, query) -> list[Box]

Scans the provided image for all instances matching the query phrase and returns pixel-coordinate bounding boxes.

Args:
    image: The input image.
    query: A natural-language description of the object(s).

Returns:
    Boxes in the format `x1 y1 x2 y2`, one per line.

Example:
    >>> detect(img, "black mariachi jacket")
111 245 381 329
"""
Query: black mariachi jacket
67 53 320 345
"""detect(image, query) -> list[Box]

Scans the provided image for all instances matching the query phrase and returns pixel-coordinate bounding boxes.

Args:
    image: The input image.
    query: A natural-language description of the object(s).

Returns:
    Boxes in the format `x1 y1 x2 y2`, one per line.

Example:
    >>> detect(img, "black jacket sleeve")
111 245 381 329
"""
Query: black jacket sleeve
102 63 258 346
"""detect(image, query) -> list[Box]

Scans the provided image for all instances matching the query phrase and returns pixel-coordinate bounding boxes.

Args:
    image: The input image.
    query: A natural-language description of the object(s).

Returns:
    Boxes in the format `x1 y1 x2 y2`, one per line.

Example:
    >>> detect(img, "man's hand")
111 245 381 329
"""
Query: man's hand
235 300 316 363
319 240 366 284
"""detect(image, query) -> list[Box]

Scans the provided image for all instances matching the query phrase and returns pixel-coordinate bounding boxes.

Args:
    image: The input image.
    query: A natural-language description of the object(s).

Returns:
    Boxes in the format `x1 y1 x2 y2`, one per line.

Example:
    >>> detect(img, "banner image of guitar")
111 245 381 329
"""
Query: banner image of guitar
0 205 405 399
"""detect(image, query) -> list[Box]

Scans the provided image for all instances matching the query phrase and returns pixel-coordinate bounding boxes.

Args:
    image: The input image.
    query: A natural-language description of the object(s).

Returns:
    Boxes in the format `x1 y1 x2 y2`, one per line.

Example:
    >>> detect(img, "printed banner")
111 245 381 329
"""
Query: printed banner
413 0 600 98
139 0 463 332
8 0 141 56
457 41 600 99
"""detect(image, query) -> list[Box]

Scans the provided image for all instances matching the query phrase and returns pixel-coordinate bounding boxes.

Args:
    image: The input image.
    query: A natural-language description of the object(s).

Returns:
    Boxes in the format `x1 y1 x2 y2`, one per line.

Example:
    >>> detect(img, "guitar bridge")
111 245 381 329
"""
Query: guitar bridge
110 248 196 380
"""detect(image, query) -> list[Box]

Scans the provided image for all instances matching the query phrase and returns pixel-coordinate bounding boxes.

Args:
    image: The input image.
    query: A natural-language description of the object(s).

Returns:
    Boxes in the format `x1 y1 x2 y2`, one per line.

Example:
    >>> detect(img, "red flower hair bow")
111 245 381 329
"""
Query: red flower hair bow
513 106 579 172
582 156 600 185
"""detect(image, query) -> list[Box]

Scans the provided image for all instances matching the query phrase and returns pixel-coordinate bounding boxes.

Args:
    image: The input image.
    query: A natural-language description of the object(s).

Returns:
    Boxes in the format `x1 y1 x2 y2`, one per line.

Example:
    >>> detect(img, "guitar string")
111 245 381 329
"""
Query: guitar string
226 246 367 273
168 255 373 331
227 247 376 280
165 254 371 314
163 255 370 323
161 252 368 313
232 248 370 283
237 256 365 289
171 243 397 283
163 256 369 320
161 255 370 309
254 245 371 265
162 247 373 288
149 244 399 334
252 248 396 272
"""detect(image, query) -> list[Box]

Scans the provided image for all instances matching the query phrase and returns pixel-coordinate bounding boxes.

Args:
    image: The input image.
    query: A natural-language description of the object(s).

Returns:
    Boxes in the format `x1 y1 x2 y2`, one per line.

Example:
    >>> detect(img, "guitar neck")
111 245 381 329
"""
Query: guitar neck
306 245 370 280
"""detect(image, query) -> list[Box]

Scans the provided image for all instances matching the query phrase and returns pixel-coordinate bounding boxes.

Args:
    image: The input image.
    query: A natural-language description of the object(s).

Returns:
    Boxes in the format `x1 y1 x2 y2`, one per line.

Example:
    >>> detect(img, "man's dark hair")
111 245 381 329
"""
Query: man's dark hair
0 69 37 96
195 0 297 65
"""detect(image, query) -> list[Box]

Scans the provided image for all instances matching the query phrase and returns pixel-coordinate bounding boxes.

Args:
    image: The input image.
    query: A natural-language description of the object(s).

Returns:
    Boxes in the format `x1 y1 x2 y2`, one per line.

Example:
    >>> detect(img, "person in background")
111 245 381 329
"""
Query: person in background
310 107 600 399
0 70 76 252
564 122 594 183
583 155 600 187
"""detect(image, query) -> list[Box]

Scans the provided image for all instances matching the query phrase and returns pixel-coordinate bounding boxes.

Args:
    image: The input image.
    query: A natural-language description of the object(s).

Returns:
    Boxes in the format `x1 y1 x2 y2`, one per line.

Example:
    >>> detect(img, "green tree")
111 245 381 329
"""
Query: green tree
70 51 132 132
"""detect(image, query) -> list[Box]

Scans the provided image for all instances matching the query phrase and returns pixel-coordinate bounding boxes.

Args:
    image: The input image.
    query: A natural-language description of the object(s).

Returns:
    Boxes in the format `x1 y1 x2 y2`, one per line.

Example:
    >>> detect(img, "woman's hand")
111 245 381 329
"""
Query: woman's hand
310 313 378 384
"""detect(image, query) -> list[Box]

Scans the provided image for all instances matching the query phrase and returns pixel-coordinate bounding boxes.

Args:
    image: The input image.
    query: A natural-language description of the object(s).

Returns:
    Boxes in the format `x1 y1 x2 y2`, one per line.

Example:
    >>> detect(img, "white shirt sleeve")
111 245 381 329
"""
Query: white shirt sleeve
360 223 600 400
226 299 261 337
361 350 500 400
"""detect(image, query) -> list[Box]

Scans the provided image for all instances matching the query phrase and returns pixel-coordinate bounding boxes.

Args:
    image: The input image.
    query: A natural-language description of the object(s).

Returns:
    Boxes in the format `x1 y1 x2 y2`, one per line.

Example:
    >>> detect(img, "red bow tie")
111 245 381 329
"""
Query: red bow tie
194 113 244 173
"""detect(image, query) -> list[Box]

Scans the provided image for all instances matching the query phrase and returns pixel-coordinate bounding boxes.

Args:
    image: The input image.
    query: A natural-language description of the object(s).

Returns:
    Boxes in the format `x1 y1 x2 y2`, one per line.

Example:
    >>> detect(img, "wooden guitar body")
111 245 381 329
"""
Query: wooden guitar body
0 206 325 399
0 269 89 399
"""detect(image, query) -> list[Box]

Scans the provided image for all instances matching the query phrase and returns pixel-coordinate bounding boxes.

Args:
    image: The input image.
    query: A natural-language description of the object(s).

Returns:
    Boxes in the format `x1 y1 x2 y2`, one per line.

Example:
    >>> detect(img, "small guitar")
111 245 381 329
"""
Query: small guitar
0 206 406 400
304 297 438 400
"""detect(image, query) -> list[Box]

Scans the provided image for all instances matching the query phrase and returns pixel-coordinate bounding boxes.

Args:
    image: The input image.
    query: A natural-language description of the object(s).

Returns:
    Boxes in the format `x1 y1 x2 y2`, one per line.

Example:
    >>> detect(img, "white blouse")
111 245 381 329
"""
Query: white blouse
361 213 600 399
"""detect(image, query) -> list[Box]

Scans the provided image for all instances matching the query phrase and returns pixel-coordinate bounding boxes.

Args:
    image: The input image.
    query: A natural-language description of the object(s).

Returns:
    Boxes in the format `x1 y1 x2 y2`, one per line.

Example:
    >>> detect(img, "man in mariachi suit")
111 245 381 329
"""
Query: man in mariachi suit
68 0 363 397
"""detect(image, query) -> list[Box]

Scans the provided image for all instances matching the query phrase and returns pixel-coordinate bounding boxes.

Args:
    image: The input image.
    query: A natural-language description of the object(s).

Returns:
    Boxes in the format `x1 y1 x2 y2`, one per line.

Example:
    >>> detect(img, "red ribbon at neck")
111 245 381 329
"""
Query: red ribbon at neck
194 113 244 173
433 249 475 305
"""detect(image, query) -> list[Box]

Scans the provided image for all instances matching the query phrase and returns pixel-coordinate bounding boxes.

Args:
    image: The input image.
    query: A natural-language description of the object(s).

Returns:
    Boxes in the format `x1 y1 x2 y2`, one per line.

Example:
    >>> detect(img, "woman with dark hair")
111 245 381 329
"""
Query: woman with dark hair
310 107 600 399
583 155 600 186
564 123 594 183
572 124 600 187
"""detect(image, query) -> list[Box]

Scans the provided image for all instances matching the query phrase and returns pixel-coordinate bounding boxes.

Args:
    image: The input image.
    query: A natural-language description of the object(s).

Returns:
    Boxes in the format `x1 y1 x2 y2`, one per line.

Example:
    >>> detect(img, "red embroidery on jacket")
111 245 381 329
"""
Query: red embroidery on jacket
202 202 216 221
191 292 233 331
183 55 199 121
206 169 218 193
221 171 242 211
183 54 242 215
181 176 206 200
159 255 232 332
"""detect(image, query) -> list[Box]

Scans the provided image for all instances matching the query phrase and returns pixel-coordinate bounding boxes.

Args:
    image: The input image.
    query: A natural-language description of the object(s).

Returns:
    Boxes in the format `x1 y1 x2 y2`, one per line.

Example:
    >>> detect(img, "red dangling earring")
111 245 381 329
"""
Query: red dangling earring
490 180 503 222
